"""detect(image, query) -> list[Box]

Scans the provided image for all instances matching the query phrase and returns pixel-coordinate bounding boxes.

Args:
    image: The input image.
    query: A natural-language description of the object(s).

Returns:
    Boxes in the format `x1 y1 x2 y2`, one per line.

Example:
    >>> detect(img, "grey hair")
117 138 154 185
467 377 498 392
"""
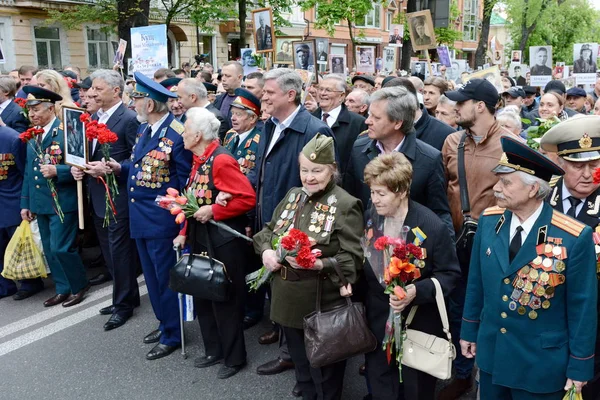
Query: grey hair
179 78 207 101
185 106 221 141
264 68 302 105
370 86 418 134
323 74 347 92
350 88 371 106
144 97 169 114
496 107 522 129
518 171 551 200
438 94 456 107
90 69 124 95
0 76 17 97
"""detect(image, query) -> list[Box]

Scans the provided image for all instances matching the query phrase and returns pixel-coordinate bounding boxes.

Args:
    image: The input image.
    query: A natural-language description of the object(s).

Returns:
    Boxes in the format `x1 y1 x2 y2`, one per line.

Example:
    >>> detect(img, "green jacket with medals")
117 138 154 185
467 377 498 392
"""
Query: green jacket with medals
253 181 364 329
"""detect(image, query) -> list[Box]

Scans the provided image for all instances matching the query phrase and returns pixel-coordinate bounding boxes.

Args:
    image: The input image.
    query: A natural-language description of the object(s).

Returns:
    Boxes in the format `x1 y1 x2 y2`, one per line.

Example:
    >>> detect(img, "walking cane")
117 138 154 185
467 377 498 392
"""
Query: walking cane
174 243 187 359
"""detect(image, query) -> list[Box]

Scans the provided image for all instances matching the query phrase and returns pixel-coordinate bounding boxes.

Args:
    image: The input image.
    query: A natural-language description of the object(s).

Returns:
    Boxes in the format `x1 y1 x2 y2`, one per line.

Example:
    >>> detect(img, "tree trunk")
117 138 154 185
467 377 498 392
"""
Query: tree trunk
118 0 150 71
347 18 357 70
474 0 496 67
239 0 247 49
517 0 551 52
401 0 417 71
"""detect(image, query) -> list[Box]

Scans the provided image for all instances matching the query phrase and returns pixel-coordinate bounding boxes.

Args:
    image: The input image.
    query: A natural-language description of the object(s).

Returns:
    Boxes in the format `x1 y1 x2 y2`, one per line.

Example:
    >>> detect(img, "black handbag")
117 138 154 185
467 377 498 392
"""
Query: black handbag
169 222 231 302
303 258 377 368
455 133 478 271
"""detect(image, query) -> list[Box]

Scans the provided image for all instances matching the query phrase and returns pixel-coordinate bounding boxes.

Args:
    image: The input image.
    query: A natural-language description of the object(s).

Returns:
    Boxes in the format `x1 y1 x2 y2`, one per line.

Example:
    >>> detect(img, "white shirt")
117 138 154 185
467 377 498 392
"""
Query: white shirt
321 105 342 128
376 137 405 154
94 101 122 152
236 128 254 147
267 105 301 156
561 182 585 217
0 99 11 114
40 117 57 142
149 113 170 138
509 201 545 245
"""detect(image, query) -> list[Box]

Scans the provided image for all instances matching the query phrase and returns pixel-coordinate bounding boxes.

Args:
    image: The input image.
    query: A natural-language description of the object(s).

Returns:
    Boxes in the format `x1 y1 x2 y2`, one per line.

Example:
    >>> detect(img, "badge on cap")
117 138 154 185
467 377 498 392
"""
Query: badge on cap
310 153 316 160
579 133 592 149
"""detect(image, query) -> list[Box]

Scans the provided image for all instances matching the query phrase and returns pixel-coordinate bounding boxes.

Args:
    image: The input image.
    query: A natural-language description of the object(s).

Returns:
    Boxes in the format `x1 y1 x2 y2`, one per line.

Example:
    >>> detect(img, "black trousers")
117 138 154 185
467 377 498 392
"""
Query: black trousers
283 326 346 400
93 215 140 316
365 346 437 400
194 241 247 367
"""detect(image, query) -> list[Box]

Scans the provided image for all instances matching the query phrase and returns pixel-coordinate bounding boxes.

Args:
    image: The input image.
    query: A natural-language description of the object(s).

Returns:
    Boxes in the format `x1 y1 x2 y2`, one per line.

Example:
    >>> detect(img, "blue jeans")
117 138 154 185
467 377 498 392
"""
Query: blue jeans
448 274 475 379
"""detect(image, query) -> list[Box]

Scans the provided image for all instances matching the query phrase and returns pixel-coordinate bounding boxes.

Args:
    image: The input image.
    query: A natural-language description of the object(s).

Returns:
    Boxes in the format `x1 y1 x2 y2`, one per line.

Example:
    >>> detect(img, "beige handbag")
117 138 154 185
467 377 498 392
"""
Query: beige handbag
401 277 456 380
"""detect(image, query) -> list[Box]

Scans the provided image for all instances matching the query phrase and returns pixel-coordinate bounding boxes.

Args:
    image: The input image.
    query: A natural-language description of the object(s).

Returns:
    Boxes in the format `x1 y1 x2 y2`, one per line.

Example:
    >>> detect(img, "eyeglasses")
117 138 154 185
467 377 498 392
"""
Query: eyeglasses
318 88 344 94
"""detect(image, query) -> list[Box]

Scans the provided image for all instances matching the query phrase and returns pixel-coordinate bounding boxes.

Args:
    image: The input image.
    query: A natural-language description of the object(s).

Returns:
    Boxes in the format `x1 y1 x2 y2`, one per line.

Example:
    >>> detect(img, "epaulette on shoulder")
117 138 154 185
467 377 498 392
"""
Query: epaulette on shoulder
551 210 586 237
358 129 368 137
170 119 184 135
549 176 560 188
483 206 506 216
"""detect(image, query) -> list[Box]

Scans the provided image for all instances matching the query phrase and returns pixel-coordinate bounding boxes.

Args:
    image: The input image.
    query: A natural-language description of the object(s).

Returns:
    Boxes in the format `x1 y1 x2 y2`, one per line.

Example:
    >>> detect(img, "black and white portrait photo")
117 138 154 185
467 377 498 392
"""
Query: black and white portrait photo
529 46 553 76
388 24 403 47
252 8 274 53
293 41 315 71
407 10 436 51
411 61 426 80
330 55 346 74
316 38 329 64
240 48 258 75
62 106 87 168
573 43 598 74
275 38 297 64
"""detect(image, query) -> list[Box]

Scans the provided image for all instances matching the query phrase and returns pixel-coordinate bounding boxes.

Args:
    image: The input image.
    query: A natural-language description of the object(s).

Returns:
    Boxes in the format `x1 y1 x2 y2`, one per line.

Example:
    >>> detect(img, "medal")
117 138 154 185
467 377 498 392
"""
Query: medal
517 306 526 315
528 310 538 320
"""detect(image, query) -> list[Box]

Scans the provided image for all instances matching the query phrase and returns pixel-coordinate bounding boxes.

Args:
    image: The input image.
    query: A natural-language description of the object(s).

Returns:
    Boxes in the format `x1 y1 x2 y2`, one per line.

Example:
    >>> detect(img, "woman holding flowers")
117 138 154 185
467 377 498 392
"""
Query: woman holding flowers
172 107 255 379
362 153 460 400
253 134 364 400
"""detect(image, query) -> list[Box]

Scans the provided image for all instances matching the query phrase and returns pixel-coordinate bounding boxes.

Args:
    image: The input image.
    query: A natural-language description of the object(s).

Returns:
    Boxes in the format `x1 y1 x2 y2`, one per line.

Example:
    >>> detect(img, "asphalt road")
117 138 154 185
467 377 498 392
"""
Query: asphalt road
0 268 477 400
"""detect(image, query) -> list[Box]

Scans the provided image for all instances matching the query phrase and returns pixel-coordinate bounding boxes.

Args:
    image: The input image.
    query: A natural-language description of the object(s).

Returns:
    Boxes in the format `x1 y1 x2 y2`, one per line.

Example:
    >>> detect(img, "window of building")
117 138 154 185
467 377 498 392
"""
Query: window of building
386 12 393 31
357 3 382 28
34 27 62 69
87 28 118 69
463 0 478 42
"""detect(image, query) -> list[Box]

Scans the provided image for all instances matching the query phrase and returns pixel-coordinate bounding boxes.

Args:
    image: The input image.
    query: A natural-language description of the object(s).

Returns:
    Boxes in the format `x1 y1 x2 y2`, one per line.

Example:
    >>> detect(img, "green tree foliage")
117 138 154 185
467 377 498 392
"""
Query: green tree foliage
505 0 600 62
299 0 381 68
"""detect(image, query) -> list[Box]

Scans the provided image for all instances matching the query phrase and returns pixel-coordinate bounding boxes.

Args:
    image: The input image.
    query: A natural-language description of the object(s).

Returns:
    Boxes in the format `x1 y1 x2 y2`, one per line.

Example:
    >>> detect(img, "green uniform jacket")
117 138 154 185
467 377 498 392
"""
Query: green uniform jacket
223 126 261 176
253 181 364 329
20 118 78 214
461 203 597 393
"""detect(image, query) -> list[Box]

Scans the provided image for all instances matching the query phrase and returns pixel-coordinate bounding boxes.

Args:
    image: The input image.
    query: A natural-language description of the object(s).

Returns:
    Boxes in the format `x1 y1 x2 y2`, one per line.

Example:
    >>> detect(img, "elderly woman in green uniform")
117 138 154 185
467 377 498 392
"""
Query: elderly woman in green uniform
253 134 364 400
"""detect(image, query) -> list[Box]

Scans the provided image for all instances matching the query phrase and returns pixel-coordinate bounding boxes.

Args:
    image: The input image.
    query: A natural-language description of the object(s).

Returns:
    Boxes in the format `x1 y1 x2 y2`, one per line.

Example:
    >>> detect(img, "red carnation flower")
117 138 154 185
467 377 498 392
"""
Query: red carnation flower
594 168 600 185
280 235 297 251
374 236 388 250
296 246 316 269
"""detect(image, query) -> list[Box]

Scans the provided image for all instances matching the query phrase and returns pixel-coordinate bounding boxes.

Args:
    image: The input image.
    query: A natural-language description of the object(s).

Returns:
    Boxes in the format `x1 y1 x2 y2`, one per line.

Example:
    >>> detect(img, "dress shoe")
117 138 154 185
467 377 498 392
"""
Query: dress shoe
243 316 260 330
256 357 295 375
104 314 130 331
292 383 302 397
437 377 473 400
44 293 70 307
358 363 366 376
217 363 245 379
62 284 91 307
143 329 162 344
0 290 17 300
13 288 42 301
194 355 223 368
146 343 180 360
258 329 279 345
99 305 115 315
89 272 112 286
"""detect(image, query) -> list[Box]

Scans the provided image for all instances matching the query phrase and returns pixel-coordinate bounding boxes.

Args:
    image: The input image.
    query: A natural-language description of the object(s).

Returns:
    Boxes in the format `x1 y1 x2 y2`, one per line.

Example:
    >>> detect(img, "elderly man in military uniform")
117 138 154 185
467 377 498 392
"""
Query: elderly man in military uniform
461 136 597 399
540 115 600 399
107 72 192 360
20 86 90 307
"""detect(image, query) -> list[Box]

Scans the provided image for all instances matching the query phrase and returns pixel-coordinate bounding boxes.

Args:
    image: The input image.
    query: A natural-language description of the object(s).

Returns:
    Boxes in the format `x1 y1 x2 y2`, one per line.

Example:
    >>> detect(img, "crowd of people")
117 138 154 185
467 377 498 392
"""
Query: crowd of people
1 57 600 400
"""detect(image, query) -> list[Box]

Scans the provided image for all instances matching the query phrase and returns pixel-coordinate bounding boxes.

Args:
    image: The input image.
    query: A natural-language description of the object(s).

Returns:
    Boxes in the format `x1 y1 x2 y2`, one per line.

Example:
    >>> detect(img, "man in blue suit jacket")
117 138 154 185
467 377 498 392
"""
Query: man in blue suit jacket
0 76 29 133
108 72 192 360
461 137 596 398
0 125 44 300
71 70 141 331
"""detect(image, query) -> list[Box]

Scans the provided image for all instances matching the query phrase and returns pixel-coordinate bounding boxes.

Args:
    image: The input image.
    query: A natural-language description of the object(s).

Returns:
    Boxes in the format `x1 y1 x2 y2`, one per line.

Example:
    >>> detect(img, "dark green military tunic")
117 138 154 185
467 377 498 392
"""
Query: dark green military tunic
253 181 364 329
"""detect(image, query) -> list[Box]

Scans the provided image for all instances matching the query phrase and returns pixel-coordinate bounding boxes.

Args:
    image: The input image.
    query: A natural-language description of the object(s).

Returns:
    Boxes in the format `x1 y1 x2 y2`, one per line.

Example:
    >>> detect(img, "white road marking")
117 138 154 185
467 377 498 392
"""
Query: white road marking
0 285 149 358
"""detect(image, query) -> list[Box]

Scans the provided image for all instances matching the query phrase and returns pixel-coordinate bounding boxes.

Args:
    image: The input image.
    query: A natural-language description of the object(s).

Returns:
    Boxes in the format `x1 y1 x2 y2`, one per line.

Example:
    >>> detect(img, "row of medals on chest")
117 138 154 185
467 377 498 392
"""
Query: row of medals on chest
189 161 213 205
136 142 172 187
0 153 15 177
275 192 337 238
509 239 566 320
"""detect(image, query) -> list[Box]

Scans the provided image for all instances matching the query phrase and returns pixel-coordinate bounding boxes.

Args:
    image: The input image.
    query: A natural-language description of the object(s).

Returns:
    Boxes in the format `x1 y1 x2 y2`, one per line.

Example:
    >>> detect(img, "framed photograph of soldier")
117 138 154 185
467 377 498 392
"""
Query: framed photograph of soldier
529 46 553 86
411 60 427 80
252 7 275 53
510 63 528 86
383 47 396 73
275 37 299 65
315 38 329 65
329 54 346 75
447 59 468 82
62 106 88 169
573 43 598 85
437 46 451 67
292 40 316 72
406 10 436 51
356 46 375 73
388 24 404 47
240 48 258 76
511 50 522 64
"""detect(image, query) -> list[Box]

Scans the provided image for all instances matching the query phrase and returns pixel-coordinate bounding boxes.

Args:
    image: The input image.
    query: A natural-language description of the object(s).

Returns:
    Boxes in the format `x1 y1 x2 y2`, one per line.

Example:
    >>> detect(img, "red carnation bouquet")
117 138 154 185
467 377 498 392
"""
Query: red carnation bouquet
19 127 64 222
81 113 119 226
370 226 426 382
246 228 321 291
14 98 30 123
155 187 200 224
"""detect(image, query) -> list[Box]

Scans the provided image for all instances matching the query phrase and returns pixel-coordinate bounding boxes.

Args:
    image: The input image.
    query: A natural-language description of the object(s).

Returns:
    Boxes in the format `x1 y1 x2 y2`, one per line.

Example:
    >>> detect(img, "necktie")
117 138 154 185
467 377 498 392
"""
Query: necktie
567 196 581 218
322 113 330 124
232 134 240 151
509 226 523 263
141 125 152 148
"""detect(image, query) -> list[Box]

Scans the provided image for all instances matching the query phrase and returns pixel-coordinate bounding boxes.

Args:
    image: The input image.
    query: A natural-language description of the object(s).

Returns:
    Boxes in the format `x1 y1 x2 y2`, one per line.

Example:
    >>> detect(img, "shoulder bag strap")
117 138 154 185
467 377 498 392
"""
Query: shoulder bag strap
457 132 471 215
405 278 452 342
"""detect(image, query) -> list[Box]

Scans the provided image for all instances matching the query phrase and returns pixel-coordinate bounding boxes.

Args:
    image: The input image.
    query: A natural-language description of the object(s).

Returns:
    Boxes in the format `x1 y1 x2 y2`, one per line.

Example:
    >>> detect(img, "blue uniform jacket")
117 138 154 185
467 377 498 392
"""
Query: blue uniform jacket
0 126 25 228
1 100 29 133
20 118 78 215
121 113 192 239
462 203 597 392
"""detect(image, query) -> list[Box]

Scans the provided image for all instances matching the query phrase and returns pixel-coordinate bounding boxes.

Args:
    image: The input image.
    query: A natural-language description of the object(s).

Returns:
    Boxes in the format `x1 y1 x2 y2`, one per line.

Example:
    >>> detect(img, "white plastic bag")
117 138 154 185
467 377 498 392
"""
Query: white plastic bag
30 219 50 275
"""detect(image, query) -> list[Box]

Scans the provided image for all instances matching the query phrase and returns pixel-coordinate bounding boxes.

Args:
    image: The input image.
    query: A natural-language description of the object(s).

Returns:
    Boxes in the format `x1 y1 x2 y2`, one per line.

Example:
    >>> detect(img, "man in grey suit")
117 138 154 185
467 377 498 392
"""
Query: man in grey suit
177 78 229 140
